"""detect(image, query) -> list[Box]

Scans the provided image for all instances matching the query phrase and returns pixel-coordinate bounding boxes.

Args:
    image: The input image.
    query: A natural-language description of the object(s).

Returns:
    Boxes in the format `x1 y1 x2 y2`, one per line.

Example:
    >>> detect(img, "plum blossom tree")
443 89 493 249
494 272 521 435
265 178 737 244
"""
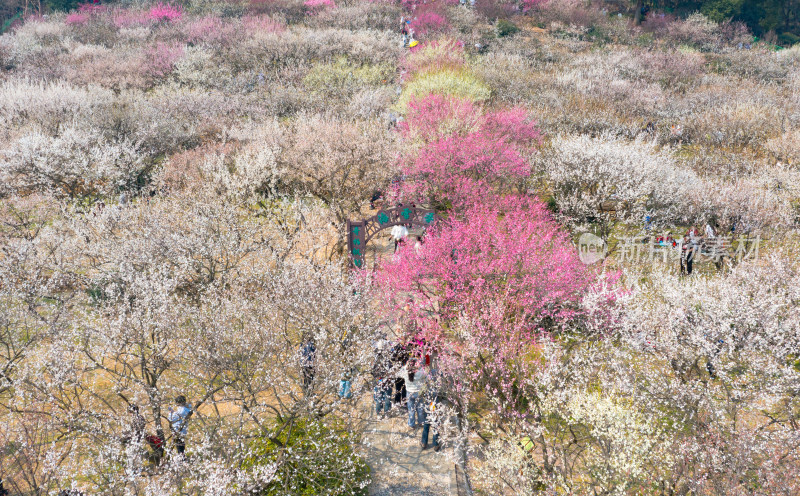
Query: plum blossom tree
473 254 800 494
397 95 541 209
277 114 397 250
0 127 145 200
470 253 800 494
539 133 697 235
612 256 800 494
0 194 382 494
375 194 605 489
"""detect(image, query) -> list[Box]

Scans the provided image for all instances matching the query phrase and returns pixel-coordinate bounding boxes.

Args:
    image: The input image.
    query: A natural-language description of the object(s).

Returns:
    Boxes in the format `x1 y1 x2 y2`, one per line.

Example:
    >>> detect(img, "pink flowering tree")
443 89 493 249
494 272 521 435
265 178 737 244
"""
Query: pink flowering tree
397 95 541 210
65 12 90 25
112 8 150 28
377 195 594 412
148 2 183 23
520 0 548 12
409 11 448 37
65 3 106 25
304 0 336 13
145 42 185 79
374 194 603 489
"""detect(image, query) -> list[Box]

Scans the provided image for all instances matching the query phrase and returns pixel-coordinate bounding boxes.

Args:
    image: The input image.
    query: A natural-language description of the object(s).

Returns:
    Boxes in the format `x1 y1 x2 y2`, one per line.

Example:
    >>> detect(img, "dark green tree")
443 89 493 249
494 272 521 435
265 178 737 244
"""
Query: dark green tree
634 0 799 43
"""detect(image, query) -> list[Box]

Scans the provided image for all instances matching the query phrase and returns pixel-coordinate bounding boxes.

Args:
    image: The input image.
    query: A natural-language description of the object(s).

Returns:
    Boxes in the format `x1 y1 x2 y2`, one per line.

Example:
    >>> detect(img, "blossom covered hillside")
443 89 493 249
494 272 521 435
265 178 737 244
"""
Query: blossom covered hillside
0 0 799 494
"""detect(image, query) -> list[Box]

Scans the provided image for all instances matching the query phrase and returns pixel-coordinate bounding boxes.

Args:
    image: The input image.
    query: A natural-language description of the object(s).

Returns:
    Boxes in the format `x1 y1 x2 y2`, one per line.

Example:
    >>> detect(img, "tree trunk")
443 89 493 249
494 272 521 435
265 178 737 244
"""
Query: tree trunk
148 388 165 443
634 0 644 24
455 413 474 495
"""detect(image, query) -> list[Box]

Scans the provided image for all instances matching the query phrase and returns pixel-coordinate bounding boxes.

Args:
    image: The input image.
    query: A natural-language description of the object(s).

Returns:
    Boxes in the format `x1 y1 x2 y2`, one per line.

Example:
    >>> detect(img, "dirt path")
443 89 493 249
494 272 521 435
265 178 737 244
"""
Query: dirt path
364 404 455 496
361 224 454 494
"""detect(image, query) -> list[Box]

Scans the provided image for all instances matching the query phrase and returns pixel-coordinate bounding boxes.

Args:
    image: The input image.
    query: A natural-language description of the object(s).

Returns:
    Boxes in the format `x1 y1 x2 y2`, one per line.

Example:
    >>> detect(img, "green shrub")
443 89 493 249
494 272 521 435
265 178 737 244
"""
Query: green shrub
635 32 655 47
495 19 519 38
396 69 491 111
303 56 394 93
243 418 371 496
778 32 800 46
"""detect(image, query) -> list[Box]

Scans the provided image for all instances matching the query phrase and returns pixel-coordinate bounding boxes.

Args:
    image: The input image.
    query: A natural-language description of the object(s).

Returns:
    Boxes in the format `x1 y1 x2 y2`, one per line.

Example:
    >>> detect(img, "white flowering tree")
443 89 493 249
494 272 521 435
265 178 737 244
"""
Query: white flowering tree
0 127 146 199
539 134 697 235
276 114 398 248
612 255 800 494
472 254 800 494
0 195 382 495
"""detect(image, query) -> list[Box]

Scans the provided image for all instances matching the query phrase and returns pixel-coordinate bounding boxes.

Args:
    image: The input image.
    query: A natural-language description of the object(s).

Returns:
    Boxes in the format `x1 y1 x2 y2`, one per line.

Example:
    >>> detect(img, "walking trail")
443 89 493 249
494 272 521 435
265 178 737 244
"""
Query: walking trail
361 227 456 495
364 404 455 496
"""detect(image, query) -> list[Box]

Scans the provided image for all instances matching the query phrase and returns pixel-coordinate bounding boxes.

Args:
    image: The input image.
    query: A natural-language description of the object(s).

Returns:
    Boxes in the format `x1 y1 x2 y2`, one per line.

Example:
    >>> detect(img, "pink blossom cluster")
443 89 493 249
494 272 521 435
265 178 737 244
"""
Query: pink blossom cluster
400 0 453 39
377 195 595 412
397 94 541 208
304 0 337 12
379 196 591 330
377 91 597 417
112 9 150 28
520 0 548 12
409 11 447 36
182 15 239 45
65 12 90 25
66 3 106 25
148 3 183 23
145 42 185 78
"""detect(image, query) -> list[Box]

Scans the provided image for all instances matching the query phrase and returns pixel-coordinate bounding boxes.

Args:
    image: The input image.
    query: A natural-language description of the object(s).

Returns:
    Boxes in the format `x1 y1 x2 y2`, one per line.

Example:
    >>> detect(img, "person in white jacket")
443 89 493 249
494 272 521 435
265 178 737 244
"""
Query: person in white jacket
391 224 409 253
398 360 428 428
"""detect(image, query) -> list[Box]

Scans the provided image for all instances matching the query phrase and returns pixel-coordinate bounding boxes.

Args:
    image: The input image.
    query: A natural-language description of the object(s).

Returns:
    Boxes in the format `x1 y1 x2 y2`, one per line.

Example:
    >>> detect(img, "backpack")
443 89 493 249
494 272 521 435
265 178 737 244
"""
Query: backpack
146 434 165 451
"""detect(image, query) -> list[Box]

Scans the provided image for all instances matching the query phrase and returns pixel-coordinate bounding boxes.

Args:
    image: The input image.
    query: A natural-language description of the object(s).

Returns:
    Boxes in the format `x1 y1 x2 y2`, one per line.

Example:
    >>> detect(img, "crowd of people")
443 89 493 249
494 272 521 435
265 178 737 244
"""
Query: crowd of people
679 221 726 275
644 216 727 275
372 337 442 451
295 331 443 452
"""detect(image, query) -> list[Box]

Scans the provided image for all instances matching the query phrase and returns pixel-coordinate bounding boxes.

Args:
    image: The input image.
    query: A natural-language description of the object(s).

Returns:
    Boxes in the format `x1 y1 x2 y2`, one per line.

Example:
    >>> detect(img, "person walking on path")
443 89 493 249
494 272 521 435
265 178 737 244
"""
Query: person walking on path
398 359 428 429
681 227 700 276
391 224 409 253
299 335 316 390
421 363 441 450
680 233 693 275
391 341 409 408
168 396 193 455
339 364 355 399
372 340 393 419
421 397 440 451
